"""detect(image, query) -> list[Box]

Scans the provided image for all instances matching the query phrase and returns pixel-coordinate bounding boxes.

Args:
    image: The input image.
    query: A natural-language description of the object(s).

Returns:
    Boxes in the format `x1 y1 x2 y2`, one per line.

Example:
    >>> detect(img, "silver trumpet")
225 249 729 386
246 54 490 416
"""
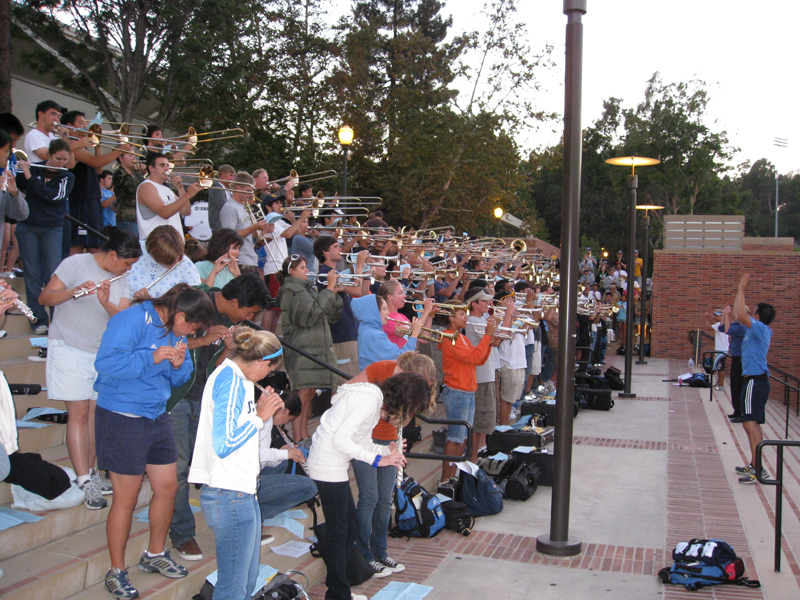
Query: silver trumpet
311 272 375 286
72 272 129 299
1 295 38 322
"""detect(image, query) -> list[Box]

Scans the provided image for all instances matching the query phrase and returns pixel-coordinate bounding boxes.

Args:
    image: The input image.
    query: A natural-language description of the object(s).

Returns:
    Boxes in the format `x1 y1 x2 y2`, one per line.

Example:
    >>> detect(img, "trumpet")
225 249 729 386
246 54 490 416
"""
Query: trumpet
1 295 38 322
386 317 459 345
344 253 400 264
405 301 468 317
470 322 524 340
312 272 375 286
73 272 129 299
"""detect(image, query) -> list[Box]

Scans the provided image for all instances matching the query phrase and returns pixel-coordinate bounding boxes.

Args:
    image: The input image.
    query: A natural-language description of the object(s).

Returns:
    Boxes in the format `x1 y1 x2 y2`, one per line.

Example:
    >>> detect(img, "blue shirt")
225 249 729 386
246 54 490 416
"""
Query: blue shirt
741 319 771 377
719 321 746 357
317 264 358 343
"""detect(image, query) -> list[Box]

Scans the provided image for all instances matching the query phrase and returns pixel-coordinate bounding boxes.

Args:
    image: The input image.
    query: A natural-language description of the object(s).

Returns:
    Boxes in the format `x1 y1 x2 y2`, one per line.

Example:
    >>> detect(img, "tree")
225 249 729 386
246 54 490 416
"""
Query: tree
0 0 11 112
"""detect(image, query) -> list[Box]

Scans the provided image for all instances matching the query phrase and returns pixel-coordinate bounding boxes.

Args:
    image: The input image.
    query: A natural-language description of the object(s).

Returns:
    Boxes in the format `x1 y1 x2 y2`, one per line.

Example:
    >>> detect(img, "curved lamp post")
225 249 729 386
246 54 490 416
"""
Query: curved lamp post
604 156 660 398
338 126 354 196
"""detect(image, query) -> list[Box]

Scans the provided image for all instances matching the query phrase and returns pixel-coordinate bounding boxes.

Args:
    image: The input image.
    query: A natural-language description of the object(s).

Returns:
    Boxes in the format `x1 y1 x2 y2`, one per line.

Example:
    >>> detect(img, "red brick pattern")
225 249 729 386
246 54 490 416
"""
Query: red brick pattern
651 250 797 371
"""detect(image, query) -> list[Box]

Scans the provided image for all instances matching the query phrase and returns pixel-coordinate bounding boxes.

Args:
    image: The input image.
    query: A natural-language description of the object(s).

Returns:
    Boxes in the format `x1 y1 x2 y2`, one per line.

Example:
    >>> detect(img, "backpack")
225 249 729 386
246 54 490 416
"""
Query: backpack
604 367 625 391
504 462 540 501
687 373 711 388
657 539 760 592
460 468 503 517
389 477 445 538
440 500 475 536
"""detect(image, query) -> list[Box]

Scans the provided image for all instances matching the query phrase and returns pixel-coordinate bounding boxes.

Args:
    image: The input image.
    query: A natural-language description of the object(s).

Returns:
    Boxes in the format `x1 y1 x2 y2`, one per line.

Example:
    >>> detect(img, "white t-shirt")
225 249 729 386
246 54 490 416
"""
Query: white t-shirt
466 314 497 384
49 254 130 353
263 220 291 275
712 322 730 352
496 331 527 370
24 129 59 164
220 200 258 267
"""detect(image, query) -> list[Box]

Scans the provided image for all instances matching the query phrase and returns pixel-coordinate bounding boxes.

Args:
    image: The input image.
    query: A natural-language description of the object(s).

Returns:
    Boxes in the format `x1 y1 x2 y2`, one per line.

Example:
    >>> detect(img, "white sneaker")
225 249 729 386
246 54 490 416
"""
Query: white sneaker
91 468 113 495
352 595 368 600
34 324 48 335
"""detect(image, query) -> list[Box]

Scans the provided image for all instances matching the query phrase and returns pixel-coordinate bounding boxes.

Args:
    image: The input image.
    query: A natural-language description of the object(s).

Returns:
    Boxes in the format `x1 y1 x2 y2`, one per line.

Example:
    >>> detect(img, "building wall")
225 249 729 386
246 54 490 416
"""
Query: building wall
651 249 798 373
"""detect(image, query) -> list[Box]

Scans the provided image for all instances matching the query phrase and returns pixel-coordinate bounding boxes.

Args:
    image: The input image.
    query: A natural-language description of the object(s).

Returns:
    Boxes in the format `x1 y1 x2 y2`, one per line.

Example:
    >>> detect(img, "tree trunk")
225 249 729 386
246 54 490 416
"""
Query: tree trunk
0 0 12 113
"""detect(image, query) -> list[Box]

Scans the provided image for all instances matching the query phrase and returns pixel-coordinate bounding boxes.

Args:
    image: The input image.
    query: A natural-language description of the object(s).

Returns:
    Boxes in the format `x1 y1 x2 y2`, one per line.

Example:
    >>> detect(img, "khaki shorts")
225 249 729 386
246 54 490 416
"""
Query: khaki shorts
333 340 359 391
497 365 525 404
473 381 497 435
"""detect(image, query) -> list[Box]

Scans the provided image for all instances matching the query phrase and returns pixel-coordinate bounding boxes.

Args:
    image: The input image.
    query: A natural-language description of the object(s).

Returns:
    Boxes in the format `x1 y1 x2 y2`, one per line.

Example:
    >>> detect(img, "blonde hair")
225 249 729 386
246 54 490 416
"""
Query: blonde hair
232 326 282 364
396 352 437 411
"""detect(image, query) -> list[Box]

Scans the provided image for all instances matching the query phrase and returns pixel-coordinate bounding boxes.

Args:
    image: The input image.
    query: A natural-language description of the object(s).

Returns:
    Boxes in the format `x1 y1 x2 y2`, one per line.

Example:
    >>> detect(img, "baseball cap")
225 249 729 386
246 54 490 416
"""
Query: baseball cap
465 289 493 303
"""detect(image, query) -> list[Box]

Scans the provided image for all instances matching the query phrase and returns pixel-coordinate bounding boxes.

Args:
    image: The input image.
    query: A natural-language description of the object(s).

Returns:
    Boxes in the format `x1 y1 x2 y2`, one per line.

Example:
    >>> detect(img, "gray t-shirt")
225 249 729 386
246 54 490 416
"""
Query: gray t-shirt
49 254 130 353
220 200 258 267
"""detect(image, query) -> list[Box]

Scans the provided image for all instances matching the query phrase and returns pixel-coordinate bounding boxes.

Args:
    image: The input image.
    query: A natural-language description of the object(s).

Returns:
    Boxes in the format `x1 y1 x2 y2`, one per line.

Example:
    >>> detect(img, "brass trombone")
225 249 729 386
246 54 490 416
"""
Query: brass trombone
386 317 459 345
266 169 338 187
163 126 245 145
405 301 469 316
12 150 70 171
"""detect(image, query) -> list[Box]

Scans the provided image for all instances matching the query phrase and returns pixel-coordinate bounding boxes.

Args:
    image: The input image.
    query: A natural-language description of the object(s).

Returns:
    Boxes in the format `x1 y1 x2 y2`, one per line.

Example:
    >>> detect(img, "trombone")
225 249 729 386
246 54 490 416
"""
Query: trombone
12 150 70 171
163 126 245 145
386 317 458 345
405 301 469 317
266 169 338 188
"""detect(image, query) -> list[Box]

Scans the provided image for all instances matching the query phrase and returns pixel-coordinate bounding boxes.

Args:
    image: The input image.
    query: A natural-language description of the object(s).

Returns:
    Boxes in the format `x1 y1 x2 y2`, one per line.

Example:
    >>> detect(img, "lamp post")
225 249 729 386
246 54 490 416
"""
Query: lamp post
774 137 787 237
634 204 663 365
605 156 660 398
338 125 354 197
493 206 504 237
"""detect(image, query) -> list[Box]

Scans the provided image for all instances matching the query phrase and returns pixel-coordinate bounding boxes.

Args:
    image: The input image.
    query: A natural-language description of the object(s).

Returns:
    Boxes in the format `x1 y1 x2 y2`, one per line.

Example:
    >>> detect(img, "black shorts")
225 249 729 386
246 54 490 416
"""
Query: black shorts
69 197 103 248
741 376 769 424
95 406 177 475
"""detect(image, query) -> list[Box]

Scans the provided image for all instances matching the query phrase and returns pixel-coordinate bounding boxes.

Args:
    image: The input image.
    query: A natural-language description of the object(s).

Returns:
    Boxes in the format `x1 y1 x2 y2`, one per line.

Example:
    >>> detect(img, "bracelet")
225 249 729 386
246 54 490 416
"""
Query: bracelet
372 454 381 468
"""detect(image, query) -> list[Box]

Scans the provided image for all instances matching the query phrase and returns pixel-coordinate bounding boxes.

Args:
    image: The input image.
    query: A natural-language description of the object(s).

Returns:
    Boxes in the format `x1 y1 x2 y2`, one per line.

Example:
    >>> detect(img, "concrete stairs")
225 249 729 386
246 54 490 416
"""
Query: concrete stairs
0 276 446 600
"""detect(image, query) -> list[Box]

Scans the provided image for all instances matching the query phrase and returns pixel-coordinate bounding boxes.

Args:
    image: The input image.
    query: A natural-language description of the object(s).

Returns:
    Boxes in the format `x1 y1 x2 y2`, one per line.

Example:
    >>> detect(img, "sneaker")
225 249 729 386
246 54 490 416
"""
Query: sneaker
91 468 113 496
369 561 393 578
352 595 368 600
174 538 203 561
509 409 519 422
34 324 48 335
261 527 275 546
0 330 6 339
713 385 723 391
738 472 757 484
78 479 108 510
105 567 139 599
378 556 405 573
137 550 188 578
297 437 312 449
735 464 769 479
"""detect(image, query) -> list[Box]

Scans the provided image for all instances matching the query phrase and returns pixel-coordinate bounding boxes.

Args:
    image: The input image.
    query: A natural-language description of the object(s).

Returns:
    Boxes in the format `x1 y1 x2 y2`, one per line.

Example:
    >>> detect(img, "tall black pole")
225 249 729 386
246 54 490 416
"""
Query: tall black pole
636 211 649 365
536 0 585 558
341 146 349 197
620 175 637 397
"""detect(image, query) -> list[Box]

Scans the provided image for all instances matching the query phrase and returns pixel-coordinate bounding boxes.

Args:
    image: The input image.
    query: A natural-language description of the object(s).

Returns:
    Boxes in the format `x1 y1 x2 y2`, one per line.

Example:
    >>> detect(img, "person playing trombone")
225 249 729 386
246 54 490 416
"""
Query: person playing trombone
136 152 203 240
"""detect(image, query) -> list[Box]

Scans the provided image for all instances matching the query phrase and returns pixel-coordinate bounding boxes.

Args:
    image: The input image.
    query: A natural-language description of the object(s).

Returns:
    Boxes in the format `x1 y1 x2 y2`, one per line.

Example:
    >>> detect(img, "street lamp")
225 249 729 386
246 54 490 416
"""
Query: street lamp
493 205 504 237
338 125 354 196
774 137 788 237
634 203 663 365
605 156 660 398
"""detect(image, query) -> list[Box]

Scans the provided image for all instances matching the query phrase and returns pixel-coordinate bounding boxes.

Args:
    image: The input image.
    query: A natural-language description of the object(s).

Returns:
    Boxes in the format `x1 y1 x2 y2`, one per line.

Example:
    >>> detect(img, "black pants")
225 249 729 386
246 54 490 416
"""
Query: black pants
315 479 359 600
730 356 743 416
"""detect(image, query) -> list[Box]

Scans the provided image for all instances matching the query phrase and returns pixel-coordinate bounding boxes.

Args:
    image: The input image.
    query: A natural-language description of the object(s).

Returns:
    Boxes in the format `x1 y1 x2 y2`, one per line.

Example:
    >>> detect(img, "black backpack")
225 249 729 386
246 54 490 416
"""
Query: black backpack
505 462 540 501
440 500 475 536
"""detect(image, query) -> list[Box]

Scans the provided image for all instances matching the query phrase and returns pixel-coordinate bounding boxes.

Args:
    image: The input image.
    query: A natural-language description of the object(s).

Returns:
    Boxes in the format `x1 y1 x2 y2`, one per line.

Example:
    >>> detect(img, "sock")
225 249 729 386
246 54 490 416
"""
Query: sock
145 550 164 558
77 474 91 486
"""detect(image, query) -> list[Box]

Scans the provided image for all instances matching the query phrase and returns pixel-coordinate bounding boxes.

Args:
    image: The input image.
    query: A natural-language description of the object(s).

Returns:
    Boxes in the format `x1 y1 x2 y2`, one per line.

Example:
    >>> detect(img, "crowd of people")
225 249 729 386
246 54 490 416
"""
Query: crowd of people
0 99 778 600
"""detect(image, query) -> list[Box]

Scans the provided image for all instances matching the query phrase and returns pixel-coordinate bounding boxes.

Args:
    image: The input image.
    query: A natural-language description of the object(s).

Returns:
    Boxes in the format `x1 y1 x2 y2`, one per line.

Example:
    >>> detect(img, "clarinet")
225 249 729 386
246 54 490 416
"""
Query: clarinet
253 383 311 476
170 336 186 364
1 296 38 323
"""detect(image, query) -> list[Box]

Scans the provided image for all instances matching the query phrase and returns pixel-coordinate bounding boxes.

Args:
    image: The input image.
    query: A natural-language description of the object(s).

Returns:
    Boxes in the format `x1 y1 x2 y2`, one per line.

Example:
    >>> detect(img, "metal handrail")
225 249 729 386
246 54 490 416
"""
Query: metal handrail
768 375 800 439
755 439 800 572
702 350 732 403
243 320 472 462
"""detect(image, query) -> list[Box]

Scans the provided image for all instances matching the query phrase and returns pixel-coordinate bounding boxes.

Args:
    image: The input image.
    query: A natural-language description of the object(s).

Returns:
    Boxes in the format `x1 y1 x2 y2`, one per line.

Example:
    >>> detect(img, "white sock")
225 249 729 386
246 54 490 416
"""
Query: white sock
145 550 164 558
76 474 91 486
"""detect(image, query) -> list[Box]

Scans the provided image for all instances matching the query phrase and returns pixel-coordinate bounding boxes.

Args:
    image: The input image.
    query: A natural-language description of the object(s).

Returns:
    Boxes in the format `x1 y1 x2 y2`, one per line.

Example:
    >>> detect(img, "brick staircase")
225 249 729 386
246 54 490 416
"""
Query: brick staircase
0 275 444 600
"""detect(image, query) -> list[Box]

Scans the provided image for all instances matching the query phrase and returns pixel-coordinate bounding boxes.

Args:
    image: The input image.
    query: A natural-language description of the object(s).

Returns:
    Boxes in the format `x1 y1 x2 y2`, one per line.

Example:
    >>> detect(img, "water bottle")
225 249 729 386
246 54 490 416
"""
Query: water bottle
688 358 694 368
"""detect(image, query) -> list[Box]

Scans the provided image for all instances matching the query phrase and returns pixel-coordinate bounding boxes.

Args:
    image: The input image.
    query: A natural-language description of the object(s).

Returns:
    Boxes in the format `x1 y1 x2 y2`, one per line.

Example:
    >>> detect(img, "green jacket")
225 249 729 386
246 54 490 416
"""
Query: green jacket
276 276 342 390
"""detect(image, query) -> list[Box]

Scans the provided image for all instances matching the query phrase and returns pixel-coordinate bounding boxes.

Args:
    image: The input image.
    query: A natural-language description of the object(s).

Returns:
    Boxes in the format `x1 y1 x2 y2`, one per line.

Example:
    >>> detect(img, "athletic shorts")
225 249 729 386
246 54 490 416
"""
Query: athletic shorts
473 381 497 435
741 375 769 425
95 406 177 475
497 365 525 404
46 339 98 401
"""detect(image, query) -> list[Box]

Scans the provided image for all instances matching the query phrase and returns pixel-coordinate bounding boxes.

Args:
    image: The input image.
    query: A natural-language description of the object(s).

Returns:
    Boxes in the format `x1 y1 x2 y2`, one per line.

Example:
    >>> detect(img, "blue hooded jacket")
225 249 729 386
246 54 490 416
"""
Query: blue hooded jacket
351 295 417 371
94 302 193 419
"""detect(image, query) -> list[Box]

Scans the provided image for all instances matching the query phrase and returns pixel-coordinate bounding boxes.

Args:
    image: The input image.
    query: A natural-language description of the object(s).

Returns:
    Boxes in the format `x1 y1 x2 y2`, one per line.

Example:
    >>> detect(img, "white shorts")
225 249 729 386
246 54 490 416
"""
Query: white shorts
530 341 542 375
46 339 98 401
497 365 525 404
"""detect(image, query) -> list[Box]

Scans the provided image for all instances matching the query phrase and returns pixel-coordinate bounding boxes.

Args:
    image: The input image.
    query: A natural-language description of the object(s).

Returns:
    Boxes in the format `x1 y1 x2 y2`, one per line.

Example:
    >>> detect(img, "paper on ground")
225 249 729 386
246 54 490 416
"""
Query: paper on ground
0 506 45 530
270 540 311 558
22 407 66 421
207 564 278 594
16 419 47 429
371 581 434 600
262 514 305 538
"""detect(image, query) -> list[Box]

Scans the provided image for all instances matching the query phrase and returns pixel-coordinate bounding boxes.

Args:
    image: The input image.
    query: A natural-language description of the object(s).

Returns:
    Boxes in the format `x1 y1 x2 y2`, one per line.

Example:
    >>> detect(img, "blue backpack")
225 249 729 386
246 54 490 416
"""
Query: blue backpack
460 468 503 517
658 539 760 591
390 477 445 538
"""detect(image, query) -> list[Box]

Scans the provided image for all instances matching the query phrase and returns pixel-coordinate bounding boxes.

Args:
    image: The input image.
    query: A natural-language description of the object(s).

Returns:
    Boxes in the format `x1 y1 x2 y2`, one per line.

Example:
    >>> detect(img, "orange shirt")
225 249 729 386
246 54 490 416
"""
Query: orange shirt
438 330 492 392
365 360 400 441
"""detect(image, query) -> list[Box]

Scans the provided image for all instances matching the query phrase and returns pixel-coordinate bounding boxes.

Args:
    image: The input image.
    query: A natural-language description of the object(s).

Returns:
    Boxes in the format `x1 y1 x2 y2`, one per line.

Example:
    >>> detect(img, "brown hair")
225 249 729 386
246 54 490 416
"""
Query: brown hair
395 352 437 411
277 254 307 285
380 372 433 427
146 225 184 266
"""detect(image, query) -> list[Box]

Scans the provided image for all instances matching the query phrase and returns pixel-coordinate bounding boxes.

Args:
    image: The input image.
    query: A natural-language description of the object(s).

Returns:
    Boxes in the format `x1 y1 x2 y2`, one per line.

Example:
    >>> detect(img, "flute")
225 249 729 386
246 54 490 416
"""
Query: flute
72 272 128 299
396 425 404 487
1 295 38 322
253 384 311 476
146 259 184 290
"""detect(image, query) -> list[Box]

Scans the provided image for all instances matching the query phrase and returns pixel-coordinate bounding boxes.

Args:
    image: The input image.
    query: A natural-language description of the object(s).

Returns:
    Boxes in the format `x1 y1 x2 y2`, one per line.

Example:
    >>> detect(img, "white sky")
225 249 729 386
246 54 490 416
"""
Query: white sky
445 0 800 173
331 0 800 174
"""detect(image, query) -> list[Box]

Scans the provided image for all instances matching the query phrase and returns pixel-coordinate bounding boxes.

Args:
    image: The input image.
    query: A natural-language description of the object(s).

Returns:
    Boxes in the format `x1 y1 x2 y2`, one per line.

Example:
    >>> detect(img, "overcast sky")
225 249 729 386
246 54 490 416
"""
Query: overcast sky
443 0 800 174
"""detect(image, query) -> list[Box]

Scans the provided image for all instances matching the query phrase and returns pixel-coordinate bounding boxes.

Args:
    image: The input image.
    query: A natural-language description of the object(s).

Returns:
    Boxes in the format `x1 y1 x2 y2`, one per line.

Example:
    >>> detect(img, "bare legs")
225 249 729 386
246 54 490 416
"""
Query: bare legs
292 388 315 441
65 400 97 477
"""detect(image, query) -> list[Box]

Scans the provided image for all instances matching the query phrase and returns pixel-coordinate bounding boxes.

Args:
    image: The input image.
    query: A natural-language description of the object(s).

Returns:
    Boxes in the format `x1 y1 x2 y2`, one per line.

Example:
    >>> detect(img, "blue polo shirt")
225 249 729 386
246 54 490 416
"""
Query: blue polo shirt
741 319 771 377
719 321 746 357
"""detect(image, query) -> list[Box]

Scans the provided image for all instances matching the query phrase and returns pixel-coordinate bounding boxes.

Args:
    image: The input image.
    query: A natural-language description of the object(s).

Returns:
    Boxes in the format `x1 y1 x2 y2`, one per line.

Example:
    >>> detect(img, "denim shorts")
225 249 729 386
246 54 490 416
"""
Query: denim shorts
95 406 177 475
441 385 475 443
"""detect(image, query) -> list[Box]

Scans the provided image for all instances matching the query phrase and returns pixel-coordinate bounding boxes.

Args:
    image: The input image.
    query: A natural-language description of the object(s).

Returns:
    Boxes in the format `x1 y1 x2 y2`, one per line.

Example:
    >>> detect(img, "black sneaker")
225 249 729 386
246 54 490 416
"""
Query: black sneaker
368 561 393 578
105 567 139 599
378 556 405 573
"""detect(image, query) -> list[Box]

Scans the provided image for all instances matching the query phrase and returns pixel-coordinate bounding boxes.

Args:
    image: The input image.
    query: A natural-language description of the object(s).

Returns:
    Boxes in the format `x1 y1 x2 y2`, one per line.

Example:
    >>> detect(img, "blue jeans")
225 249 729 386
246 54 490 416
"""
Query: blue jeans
257 466 318 521
517 343 536 404
541 345 555 382
15 223 62 328
200 486 261 600
116 219 139 237
315 479 358 600
352 439 396 562
442 385 475 443
169 399 201 546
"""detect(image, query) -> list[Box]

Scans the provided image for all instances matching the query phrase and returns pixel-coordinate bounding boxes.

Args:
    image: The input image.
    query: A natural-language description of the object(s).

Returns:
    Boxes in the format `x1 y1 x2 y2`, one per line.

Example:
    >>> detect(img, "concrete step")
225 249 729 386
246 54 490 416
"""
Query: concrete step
1 312 40 337
16 421 66 452
3 275 26 293
0 333 47 360
0 479 152 563
11 391 65 420
0 356 47 383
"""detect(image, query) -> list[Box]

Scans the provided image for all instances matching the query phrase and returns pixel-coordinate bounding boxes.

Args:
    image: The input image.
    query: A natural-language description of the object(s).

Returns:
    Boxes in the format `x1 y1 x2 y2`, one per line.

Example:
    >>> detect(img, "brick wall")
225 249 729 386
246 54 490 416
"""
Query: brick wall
651 249 798 373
